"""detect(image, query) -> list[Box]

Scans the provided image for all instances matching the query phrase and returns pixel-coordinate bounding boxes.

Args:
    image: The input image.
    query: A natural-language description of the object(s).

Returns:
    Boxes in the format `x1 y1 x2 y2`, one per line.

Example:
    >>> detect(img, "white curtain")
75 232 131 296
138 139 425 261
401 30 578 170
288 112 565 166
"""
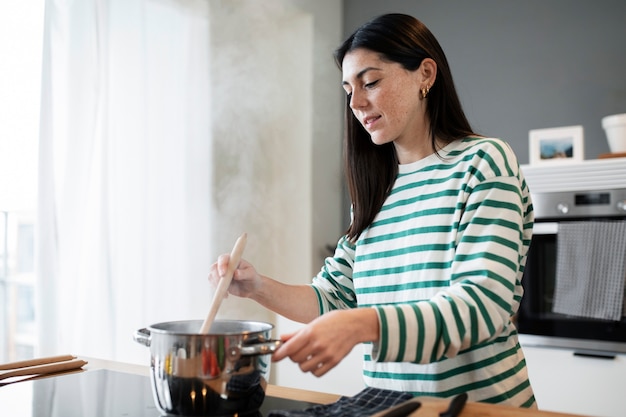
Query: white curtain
35 3 346 393
37 0 212 363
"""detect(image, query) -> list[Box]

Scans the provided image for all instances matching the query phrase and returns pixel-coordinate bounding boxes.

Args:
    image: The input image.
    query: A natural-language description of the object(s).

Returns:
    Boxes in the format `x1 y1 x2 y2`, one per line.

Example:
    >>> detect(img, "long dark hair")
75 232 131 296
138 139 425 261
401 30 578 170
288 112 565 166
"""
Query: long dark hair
334 13 476 241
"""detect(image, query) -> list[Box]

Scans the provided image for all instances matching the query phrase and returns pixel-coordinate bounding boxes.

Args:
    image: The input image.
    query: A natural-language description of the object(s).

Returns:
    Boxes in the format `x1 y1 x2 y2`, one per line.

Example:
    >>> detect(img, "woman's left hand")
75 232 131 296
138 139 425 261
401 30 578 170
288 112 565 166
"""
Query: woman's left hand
272 308 379 377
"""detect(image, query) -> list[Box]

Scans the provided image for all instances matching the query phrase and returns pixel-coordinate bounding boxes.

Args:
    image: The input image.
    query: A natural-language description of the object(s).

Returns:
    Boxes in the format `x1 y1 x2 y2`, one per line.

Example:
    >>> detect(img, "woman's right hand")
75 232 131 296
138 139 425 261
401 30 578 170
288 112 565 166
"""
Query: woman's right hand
207 254 261 298
208 254 320 324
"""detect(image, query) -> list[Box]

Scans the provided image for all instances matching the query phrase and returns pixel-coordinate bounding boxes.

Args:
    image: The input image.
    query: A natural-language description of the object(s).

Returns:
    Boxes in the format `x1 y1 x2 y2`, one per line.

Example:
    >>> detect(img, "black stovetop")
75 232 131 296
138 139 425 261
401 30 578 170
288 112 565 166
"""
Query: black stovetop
0 369 314 416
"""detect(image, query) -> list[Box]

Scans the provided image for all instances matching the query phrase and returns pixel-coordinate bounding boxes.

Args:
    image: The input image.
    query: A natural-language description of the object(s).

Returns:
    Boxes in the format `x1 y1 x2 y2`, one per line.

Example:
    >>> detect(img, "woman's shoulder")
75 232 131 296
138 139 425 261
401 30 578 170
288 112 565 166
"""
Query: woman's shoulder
457 136 513 153
450 136 521 176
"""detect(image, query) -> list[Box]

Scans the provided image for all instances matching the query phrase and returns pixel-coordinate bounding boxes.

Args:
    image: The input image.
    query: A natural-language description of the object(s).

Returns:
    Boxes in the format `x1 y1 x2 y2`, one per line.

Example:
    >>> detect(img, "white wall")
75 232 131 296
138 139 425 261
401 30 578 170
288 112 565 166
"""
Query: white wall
207 0 363 395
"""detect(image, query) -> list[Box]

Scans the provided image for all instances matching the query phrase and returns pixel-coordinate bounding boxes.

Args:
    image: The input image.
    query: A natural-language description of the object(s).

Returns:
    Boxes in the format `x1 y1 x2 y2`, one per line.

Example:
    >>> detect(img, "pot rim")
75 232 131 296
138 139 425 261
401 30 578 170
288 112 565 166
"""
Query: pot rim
146 319 274 336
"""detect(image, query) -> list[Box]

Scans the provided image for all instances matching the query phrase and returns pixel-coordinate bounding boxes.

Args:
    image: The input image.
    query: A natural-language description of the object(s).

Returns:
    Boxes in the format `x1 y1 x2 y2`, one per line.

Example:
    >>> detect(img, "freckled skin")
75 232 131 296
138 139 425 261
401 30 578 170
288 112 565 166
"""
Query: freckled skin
341 48 436 164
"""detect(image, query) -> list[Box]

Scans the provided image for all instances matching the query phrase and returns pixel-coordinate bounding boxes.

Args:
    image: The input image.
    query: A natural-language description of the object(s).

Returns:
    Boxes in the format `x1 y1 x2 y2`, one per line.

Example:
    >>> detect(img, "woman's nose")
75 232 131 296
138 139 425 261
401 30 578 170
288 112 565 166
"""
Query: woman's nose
349 90 366 110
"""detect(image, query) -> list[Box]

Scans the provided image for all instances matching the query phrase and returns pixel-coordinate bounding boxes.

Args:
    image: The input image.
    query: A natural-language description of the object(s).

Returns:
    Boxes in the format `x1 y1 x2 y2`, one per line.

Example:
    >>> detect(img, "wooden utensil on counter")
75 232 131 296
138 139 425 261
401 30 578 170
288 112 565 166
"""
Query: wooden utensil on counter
200 233 248 334
0 354 76 371
0 355 87 381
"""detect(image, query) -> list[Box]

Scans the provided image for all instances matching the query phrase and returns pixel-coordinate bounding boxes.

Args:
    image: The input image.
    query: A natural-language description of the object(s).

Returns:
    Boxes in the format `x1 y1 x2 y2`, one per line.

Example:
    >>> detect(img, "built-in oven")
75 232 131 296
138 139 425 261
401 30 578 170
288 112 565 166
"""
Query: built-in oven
517 188 626 356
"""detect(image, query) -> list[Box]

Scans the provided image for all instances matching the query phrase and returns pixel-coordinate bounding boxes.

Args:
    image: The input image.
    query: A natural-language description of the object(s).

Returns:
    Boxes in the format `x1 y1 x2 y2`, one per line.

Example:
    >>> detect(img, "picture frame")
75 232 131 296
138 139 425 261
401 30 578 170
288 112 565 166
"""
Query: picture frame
529 125 584 165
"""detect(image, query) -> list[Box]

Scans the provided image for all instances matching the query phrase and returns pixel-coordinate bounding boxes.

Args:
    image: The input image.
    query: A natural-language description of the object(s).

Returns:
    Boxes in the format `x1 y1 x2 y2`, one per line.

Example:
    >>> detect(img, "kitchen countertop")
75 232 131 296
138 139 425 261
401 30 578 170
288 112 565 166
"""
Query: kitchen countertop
78 356 592 417
266 386 589 417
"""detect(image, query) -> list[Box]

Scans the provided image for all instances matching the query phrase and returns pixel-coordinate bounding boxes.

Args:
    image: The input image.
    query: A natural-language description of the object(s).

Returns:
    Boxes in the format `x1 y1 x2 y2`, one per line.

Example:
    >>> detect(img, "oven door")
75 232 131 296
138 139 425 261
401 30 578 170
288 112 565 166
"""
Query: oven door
517 220 626 354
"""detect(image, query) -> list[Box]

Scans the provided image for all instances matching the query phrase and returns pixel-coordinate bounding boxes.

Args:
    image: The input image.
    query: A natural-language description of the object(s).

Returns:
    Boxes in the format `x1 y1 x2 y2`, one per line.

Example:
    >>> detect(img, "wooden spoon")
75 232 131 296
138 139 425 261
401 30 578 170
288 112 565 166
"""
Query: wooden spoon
200 233 248 334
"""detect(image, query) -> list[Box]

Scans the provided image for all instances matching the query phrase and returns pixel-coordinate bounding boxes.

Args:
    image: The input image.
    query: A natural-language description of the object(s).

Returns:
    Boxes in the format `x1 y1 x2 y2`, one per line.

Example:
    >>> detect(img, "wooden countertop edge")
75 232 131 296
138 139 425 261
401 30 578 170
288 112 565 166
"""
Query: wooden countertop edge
265 385 591 417
266 384 340 404
82 356 150 376
412 398 594 417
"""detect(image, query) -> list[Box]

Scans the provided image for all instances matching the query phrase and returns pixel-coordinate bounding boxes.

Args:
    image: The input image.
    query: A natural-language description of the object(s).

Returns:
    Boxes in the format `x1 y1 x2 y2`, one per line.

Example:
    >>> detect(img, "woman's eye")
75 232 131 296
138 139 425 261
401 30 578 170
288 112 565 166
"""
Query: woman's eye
364 80 379 88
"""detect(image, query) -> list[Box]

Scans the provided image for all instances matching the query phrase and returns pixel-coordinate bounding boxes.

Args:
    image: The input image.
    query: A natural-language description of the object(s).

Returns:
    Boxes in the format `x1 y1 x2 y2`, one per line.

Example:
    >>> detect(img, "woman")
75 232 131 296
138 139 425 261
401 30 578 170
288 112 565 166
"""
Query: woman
209 13 536 408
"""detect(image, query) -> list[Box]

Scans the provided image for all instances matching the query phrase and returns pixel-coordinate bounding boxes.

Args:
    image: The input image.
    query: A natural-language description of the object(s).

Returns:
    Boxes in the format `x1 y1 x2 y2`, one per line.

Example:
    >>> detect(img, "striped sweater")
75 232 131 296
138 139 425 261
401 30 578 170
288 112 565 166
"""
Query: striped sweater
311 137 536 407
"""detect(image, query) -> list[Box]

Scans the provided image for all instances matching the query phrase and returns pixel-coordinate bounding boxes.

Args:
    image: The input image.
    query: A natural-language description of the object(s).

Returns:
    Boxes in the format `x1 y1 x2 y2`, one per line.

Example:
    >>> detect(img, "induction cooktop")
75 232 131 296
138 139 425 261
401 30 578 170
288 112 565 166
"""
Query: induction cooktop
0 369 315 416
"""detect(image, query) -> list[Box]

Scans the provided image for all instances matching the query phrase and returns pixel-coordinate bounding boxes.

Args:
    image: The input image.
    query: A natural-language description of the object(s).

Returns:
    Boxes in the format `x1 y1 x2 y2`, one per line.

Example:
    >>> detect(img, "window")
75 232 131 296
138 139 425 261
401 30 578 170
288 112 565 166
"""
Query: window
0 0 45 362
1 211 36 360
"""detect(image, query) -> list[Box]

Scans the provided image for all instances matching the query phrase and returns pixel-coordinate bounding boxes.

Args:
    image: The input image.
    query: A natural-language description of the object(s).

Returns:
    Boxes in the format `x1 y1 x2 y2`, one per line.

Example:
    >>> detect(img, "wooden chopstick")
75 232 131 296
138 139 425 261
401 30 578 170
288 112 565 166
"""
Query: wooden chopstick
0 358 88 381
0 354 76 371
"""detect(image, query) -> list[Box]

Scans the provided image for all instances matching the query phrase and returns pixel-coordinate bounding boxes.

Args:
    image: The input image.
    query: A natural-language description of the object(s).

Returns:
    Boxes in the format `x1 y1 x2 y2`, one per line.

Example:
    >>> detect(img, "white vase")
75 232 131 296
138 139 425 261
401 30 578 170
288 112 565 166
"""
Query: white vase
602 113 626 153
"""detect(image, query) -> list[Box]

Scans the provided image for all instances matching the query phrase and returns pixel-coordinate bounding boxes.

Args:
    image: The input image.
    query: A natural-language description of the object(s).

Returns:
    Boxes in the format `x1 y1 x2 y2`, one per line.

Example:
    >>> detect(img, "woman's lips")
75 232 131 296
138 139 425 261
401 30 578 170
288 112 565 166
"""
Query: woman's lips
363 115 381 129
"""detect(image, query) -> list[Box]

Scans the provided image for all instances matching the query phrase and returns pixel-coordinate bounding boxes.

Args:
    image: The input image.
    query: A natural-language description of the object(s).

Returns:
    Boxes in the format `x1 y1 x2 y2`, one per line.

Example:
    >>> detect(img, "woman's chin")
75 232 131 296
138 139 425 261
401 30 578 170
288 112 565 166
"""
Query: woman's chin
369 134 393 146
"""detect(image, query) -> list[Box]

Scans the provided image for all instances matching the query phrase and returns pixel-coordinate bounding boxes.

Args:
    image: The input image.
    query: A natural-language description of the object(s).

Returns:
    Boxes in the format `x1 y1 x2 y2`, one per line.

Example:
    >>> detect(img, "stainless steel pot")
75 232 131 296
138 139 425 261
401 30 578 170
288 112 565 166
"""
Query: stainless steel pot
133 319 281 416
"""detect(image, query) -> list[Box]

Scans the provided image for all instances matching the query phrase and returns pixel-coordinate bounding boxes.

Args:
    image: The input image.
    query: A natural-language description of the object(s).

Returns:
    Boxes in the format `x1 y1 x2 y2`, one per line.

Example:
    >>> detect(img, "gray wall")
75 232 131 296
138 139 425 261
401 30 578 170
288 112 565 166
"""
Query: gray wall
342 0 626 164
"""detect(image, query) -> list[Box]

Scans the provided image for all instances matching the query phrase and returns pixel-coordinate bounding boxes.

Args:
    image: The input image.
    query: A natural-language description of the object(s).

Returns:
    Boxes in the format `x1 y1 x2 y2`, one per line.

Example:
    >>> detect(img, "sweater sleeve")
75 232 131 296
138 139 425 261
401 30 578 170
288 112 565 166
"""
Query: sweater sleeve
371 140 534 363
310 235 359 314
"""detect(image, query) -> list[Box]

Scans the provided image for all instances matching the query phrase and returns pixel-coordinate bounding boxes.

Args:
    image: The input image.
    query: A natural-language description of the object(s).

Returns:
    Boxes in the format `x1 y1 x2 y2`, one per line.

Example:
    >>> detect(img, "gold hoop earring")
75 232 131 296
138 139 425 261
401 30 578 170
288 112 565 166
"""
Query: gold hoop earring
420 85 430 99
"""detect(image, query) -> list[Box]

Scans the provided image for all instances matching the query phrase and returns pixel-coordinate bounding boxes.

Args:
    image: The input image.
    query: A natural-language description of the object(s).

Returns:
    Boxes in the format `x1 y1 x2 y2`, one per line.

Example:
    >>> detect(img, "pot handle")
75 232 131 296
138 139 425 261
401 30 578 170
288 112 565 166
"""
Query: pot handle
133 328 151 347
240 340 282 356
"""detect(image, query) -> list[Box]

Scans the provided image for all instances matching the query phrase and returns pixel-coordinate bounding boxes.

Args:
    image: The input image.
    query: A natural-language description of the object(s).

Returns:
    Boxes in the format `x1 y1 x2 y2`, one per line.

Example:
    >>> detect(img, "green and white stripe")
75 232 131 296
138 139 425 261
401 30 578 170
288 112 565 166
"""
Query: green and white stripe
311 137 535 407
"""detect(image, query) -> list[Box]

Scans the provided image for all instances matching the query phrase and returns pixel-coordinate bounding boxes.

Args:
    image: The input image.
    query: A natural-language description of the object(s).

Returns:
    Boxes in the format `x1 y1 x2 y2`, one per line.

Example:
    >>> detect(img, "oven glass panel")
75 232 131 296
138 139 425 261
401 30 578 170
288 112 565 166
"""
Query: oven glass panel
518 221 626 348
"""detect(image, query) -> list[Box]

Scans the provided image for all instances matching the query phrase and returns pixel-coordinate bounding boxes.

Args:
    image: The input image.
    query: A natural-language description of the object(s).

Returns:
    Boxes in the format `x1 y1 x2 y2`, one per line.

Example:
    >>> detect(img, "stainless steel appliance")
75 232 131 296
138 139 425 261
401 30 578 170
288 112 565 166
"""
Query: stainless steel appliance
517 188 626 356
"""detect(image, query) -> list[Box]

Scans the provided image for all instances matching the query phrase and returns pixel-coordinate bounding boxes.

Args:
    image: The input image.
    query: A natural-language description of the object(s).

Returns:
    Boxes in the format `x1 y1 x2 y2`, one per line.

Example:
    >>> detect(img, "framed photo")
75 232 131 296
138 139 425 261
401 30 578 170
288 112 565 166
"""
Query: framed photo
529 125 584 165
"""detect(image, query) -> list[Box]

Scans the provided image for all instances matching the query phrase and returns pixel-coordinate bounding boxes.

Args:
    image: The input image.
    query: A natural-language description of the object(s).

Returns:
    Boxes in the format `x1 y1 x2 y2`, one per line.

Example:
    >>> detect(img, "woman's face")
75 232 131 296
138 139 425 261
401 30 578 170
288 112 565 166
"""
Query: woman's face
341 48 432 162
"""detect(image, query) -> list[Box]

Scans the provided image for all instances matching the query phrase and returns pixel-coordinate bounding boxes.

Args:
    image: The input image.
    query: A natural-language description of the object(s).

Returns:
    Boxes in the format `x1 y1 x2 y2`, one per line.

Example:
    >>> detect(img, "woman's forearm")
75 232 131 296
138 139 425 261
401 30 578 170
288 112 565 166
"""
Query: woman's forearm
250 275 320 323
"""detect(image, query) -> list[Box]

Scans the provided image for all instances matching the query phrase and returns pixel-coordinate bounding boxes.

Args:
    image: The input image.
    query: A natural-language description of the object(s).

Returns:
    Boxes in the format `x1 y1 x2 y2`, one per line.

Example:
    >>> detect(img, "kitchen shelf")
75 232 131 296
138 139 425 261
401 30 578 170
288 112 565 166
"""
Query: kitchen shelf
521 158 626 193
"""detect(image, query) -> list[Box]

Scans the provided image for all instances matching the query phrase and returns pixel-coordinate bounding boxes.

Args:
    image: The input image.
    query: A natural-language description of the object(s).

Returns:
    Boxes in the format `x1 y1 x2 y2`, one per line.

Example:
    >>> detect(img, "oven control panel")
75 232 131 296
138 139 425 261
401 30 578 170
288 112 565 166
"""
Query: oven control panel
532 188 626 219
